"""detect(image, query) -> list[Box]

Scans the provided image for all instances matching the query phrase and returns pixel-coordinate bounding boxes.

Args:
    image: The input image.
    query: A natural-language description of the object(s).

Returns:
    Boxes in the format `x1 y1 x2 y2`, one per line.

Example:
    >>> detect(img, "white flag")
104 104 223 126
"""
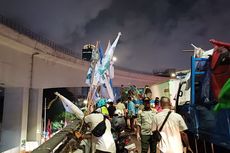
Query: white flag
110 60 114 79
103 73 114 101
101 32 121 74
55 92 84 119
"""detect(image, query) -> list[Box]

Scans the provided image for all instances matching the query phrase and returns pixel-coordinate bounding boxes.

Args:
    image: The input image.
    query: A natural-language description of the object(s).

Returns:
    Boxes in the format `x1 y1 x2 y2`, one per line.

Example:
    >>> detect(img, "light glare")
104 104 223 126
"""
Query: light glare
112 56 117 62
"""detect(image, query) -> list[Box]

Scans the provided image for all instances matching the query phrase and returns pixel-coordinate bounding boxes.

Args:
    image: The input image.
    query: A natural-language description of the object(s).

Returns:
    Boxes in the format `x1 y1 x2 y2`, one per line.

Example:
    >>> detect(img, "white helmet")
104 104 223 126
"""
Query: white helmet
107 98 113 103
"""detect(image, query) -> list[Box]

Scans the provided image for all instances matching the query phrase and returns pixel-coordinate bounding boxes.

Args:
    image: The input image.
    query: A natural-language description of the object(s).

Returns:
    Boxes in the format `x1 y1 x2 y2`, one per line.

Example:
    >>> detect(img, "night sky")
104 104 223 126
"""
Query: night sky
1 0 230 73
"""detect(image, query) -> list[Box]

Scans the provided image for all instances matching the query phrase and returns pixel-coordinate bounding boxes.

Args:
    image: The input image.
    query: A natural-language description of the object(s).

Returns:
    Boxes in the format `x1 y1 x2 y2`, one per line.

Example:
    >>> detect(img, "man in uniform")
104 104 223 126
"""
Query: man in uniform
137 97 156 153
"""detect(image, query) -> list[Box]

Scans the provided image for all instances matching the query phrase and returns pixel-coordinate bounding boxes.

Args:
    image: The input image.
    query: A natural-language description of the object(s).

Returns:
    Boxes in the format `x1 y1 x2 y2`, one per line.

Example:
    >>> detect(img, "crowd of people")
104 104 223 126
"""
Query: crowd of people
77 86 193 153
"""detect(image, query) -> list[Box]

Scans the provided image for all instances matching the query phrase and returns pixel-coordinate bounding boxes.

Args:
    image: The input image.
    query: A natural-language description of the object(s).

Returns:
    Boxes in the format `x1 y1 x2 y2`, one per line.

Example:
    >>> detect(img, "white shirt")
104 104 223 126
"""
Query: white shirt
84 113 116 153
152 109 187 153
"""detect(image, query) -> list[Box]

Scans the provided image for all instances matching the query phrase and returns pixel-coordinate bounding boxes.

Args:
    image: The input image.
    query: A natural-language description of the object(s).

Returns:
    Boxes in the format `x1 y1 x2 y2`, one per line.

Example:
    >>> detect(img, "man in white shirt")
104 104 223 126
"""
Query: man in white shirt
152 97 193 153
82 112 116 153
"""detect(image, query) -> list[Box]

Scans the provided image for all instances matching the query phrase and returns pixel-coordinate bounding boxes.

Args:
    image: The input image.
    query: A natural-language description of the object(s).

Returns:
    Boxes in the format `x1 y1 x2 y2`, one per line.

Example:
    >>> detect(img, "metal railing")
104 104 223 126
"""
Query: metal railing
32 119 86 153
0 14 81 59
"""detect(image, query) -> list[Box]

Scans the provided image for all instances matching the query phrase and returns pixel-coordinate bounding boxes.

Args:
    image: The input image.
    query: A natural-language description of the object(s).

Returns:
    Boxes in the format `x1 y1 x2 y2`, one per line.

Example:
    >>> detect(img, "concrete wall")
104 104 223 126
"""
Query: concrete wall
32 56 87 88
0 87 29 153
0 44 31 88
27 89 43 142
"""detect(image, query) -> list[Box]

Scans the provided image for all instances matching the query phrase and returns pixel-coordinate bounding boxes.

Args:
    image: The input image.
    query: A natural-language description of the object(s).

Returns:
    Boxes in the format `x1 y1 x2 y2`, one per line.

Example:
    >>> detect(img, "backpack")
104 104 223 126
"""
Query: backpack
91 115 106 137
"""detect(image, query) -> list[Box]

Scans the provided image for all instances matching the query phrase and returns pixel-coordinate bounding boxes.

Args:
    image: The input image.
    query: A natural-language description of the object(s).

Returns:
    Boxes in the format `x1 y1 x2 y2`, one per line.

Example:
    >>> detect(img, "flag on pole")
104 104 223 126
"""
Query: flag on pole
86 33 121 105
85 42 99 86
100 33 121 100
110 60 115 79
93 42 105 85
103 73 115 101
55 92 84 119
98 43 104 64
100 32 121 76
110 79 113 87
105 32 121 60
104 40 111 57
92 61 101 86
85 66 93 86
100 84 109 98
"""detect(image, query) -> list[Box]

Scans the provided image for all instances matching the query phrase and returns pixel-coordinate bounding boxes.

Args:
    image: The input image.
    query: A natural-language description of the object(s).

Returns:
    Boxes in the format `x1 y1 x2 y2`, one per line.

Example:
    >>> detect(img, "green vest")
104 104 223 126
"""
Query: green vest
101 106 109 116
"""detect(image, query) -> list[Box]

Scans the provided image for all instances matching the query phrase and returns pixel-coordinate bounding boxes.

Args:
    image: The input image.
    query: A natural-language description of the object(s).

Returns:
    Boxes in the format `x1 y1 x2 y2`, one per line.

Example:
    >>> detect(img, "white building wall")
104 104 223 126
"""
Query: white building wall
150 81 170 99
150 79 180 107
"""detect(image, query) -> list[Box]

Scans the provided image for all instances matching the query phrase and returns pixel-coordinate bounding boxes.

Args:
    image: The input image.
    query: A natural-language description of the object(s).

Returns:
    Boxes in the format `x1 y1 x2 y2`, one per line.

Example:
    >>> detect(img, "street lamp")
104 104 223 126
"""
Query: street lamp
112 56 117 62
170 73 176 77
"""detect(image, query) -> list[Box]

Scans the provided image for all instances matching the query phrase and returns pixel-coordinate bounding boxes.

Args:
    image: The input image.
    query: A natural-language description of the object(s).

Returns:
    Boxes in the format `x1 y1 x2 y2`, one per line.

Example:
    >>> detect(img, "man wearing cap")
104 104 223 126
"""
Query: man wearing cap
137 97 156 153
107 99 116 119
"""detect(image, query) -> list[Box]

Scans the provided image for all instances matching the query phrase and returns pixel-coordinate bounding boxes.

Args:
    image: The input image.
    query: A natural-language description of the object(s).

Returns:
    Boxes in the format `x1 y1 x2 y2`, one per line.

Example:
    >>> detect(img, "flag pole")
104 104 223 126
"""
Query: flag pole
64 110 67 127
44 98 47 141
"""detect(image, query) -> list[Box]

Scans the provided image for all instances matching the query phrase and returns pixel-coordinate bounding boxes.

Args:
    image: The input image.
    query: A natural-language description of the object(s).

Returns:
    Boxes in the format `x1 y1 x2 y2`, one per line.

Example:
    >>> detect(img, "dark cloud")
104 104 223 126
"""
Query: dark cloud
0 0 112 43
1 0 230 73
